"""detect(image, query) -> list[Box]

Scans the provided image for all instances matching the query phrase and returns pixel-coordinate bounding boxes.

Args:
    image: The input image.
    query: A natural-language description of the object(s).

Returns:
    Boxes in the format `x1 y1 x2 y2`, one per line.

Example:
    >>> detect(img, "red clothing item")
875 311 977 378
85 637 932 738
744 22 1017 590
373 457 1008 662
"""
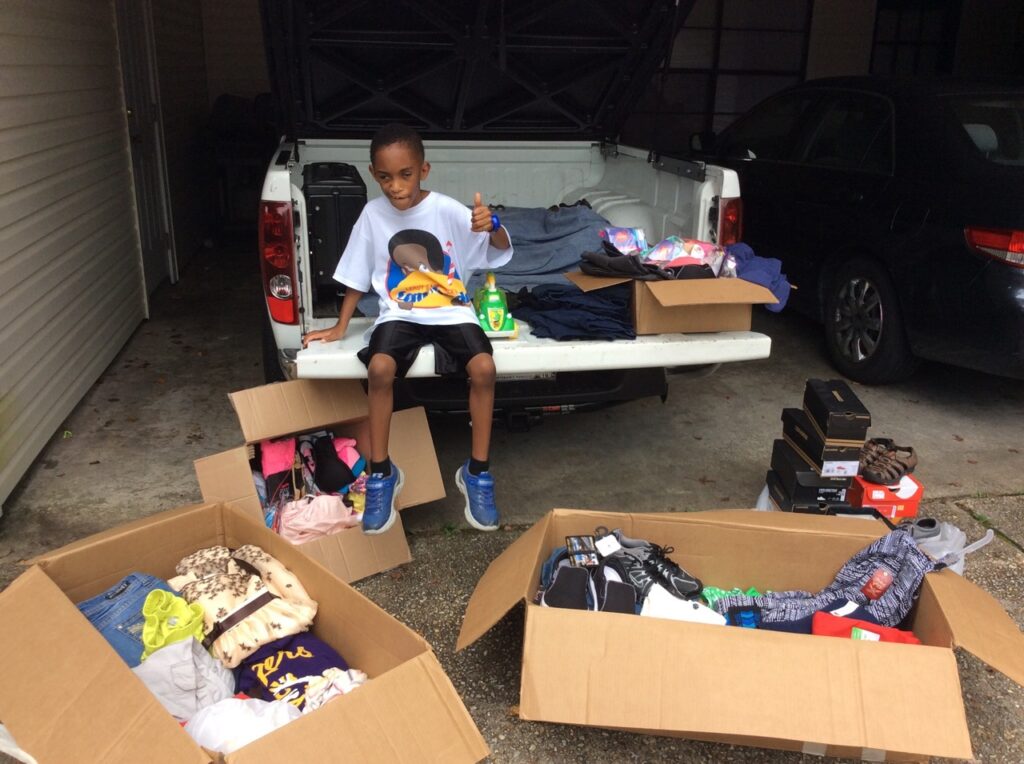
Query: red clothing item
812 611 921 644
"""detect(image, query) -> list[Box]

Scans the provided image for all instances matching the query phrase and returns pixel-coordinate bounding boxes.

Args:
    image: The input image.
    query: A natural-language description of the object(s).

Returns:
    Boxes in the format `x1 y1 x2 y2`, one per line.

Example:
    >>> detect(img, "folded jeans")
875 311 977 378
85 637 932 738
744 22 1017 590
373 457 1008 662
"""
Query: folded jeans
76 572 175 667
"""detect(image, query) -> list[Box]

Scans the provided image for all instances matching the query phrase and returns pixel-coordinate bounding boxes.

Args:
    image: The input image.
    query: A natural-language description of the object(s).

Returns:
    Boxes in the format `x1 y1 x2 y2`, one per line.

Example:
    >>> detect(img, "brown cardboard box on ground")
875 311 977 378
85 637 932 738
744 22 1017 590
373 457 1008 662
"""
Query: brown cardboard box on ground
0 501 488 763
564 272 777 334
458 508 1024 761
194 379 445 583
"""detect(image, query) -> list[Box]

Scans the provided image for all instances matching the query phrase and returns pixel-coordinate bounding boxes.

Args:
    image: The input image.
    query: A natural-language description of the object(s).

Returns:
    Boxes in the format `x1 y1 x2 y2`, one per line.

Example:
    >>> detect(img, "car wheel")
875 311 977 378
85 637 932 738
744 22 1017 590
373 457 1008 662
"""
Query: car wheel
824 258 918 384
261 311 286 383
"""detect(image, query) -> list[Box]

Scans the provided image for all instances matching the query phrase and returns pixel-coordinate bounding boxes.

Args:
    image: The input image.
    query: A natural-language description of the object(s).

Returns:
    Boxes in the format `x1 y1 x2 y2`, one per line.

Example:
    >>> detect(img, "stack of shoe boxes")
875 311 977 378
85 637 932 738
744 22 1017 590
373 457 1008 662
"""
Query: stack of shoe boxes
766 379 871 513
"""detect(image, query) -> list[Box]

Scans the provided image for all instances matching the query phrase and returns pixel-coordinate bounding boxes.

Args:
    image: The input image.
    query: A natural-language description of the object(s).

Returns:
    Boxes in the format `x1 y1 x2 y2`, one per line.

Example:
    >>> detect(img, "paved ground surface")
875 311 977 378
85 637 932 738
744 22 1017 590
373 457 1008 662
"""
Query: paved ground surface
1 238 1022 763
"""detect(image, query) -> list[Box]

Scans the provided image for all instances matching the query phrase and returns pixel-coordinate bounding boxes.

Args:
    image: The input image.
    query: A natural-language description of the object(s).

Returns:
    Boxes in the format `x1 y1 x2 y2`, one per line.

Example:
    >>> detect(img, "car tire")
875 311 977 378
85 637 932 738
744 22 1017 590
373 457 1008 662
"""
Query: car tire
261 311 286 383
824 258 918 384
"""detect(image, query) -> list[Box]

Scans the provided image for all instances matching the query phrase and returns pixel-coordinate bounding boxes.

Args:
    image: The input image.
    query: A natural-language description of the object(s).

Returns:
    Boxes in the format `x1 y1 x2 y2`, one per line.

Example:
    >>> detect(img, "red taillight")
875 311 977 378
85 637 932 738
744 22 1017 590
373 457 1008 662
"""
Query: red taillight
965 227 1024 268
719 197 743 245
259 201 298 323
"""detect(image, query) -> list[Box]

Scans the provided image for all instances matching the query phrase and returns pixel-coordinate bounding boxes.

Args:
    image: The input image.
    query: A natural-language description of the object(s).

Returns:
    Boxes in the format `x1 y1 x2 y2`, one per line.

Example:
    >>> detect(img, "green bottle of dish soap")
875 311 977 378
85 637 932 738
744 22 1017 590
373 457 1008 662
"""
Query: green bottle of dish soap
474 273 515 333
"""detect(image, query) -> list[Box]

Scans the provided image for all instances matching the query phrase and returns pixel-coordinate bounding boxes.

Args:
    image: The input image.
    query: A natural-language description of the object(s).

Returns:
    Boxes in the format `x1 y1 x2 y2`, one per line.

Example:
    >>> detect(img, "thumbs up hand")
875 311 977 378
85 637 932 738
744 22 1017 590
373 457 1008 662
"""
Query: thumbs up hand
471 192 495 233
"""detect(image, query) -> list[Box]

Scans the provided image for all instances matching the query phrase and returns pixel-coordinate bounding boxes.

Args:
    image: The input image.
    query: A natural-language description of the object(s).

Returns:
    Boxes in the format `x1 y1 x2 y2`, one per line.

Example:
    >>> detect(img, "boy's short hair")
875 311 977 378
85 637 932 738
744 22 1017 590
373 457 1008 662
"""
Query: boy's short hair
371 123 425 164
388 229 445 271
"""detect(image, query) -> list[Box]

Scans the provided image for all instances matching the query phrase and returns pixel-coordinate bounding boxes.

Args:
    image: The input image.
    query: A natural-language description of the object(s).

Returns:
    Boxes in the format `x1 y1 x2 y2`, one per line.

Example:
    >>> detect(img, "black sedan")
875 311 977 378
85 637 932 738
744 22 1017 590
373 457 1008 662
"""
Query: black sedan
692 77 1024 383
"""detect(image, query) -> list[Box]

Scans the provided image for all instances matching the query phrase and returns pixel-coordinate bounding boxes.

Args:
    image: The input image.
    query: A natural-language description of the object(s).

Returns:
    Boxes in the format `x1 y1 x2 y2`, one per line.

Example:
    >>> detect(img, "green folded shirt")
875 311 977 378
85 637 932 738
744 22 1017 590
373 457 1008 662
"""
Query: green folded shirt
141 589 205 661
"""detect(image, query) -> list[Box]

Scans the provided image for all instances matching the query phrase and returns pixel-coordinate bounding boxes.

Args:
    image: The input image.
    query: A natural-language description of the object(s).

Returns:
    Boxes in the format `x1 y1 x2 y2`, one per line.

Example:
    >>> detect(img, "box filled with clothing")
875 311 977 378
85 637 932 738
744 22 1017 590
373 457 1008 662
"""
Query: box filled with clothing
0 501 487 763
563 272 777 334
458 508 1024 761
194 379 445 583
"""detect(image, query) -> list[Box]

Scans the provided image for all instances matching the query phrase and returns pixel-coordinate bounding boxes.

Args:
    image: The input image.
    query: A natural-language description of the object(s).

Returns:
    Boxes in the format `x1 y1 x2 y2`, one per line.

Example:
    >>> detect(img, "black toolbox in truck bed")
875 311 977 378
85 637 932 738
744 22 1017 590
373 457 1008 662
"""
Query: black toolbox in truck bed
302 162 366 304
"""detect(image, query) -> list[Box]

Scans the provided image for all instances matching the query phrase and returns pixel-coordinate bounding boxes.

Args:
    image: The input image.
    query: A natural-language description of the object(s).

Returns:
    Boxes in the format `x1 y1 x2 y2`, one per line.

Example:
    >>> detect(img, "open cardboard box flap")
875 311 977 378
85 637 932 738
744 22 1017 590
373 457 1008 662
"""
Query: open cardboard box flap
0 565 208 763
518 604 969 759
2 502 488 763
229 379 369 443
923 567 1024 687
457 508 1024 760
644 278 777 307
564 272 777 307
456 513 554 650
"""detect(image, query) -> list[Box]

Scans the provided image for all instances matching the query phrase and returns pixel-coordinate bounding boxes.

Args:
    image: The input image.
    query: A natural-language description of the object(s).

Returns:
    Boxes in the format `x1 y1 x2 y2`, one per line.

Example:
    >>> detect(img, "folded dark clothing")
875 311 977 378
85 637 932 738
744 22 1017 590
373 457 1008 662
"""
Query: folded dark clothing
580 244 661 280
514 307 636 340
515 282 630 318
513 283 634 340
580 244 715 281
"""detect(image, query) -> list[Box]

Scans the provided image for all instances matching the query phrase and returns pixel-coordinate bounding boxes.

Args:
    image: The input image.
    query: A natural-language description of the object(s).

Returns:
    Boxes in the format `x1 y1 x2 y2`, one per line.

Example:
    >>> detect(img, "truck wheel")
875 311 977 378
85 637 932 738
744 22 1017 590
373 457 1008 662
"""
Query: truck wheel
261 313 286 383
823 258 918 384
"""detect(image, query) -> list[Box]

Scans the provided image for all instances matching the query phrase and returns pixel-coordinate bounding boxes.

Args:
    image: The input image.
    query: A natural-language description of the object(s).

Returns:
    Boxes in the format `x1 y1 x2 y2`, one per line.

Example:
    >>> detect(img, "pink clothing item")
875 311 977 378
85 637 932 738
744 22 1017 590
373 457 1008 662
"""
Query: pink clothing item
261 438 296 477
277 494 362 544
332 437 362 470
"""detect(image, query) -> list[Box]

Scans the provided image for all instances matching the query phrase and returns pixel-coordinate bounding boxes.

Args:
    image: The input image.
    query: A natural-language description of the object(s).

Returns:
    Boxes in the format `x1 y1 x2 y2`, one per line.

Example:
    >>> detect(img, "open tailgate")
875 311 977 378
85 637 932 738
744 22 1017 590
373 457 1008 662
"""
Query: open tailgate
297 319 771 379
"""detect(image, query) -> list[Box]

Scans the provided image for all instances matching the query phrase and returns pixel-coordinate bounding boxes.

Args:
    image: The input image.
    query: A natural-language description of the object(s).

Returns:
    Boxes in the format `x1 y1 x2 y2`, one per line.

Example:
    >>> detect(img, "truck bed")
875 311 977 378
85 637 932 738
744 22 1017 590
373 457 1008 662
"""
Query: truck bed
297 317 771 378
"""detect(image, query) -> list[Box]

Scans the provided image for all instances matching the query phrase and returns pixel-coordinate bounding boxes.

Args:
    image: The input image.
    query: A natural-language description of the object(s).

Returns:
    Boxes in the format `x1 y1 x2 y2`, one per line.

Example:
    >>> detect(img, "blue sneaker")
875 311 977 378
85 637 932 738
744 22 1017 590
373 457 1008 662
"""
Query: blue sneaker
363 465 404 535
455 461 499 531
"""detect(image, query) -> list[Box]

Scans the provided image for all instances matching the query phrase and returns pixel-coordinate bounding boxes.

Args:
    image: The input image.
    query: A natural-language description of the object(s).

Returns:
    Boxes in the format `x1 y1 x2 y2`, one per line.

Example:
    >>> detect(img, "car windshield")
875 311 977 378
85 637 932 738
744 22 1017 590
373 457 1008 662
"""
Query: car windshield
946 95 1024 166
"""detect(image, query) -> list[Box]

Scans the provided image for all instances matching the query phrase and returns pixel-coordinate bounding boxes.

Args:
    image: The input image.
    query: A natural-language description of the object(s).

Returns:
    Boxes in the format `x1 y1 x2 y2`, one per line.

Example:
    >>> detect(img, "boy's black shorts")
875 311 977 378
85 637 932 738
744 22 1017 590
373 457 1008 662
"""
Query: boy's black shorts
357 320 493 378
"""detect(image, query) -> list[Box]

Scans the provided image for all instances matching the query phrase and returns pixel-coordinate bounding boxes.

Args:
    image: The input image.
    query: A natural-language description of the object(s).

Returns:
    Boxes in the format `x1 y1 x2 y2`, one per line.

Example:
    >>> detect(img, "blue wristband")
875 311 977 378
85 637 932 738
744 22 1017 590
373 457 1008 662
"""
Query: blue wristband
490 213 501 232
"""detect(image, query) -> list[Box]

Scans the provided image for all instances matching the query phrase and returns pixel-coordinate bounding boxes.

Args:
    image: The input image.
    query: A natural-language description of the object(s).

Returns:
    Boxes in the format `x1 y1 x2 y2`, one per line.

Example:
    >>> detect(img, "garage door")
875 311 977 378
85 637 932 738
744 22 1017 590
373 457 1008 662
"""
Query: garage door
0 0 146 512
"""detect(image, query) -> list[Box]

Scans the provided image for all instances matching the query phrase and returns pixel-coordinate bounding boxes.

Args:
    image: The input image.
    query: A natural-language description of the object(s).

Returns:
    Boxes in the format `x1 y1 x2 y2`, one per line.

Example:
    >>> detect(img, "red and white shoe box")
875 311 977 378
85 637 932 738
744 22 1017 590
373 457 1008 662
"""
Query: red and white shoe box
848 473 924 520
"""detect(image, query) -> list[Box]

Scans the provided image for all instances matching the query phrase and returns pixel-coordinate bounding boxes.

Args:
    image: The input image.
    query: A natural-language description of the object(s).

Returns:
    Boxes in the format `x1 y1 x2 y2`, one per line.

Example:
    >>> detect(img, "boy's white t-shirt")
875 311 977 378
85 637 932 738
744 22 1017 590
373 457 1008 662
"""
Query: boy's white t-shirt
333 191 513 329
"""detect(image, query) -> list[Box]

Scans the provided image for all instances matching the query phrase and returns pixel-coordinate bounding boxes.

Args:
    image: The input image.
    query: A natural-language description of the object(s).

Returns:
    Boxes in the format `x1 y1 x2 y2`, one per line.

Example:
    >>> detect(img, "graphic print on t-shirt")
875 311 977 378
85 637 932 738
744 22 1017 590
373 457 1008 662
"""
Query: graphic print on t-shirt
385 228 469 309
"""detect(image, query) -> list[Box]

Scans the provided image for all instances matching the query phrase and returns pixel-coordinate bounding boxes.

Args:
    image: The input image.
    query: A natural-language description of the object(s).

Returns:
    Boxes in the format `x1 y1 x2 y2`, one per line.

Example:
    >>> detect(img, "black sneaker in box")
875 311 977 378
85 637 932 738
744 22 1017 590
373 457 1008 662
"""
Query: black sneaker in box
781 408 863 477
802 378 871 441
770 439 852 503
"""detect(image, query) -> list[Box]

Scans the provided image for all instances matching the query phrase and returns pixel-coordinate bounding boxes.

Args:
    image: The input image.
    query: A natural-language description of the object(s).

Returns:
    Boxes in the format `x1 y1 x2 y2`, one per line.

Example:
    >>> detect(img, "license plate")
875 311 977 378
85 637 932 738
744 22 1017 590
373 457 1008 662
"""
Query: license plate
497 372 555 382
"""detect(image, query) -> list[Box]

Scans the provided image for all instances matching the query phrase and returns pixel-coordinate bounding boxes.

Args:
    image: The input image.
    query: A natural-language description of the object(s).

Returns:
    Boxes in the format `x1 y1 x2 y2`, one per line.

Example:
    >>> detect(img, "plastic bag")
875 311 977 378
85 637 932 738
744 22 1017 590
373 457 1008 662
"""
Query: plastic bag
907 518 995 575
600 227 647 255
640 236 725 275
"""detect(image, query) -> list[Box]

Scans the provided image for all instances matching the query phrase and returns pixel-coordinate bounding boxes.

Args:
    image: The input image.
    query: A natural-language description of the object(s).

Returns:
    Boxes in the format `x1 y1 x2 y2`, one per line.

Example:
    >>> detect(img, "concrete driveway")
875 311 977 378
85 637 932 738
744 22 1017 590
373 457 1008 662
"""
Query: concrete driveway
1 240 1022 762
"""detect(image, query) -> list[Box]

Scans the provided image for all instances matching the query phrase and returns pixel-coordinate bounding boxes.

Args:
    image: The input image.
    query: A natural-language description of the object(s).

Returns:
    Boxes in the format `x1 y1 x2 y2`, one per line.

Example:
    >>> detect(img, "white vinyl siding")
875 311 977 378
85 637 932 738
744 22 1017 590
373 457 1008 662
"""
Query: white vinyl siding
0 0 145 511
201 0 269 104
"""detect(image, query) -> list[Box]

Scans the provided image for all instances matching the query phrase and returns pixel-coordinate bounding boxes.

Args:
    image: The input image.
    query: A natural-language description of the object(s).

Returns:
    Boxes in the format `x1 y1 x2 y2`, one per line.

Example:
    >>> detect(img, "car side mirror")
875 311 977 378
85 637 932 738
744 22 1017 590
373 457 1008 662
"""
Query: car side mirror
689 130 716 154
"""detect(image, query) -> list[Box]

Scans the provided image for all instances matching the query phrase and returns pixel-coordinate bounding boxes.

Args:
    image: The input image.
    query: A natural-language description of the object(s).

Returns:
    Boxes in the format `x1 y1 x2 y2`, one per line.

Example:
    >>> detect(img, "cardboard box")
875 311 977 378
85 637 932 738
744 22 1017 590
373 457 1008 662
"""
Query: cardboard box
0 502 488 763
564 272 777 335
458 508 1024 761
781 407 861 477
803 379 871 441
849 474 924 520
770 438 852 501
195 379 445 583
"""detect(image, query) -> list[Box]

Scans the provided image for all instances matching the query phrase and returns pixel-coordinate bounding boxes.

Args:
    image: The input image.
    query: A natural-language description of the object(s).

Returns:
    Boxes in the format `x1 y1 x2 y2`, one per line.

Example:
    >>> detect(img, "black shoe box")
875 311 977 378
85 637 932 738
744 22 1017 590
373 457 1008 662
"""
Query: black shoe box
770 439 852 503
781 408 862 477
802 379 871 442
766 470 855 515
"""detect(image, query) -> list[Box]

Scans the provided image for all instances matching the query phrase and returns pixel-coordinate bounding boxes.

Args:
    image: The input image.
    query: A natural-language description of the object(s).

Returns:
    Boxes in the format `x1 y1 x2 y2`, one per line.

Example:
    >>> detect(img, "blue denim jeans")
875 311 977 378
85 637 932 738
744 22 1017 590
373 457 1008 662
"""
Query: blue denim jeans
76 573 174 667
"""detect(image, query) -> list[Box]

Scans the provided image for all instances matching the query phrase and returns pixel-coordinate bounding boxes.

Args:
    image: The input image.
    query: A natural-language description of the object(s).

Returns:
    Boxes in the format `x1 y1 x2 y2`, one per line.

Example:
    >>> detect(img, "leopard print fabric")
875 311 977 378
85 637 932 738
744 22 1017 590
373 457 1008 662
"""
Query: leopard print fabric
170 544 317 668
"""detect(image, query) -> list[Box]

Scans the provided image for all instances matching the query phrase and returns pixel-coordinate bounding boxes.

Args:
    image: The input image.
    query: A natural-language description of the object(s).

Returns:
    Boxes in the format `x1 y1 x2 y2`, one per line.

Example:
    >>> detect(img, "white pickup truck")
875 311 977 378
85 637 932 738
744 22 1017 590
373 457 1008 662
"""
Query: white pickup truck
258 1 771 426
